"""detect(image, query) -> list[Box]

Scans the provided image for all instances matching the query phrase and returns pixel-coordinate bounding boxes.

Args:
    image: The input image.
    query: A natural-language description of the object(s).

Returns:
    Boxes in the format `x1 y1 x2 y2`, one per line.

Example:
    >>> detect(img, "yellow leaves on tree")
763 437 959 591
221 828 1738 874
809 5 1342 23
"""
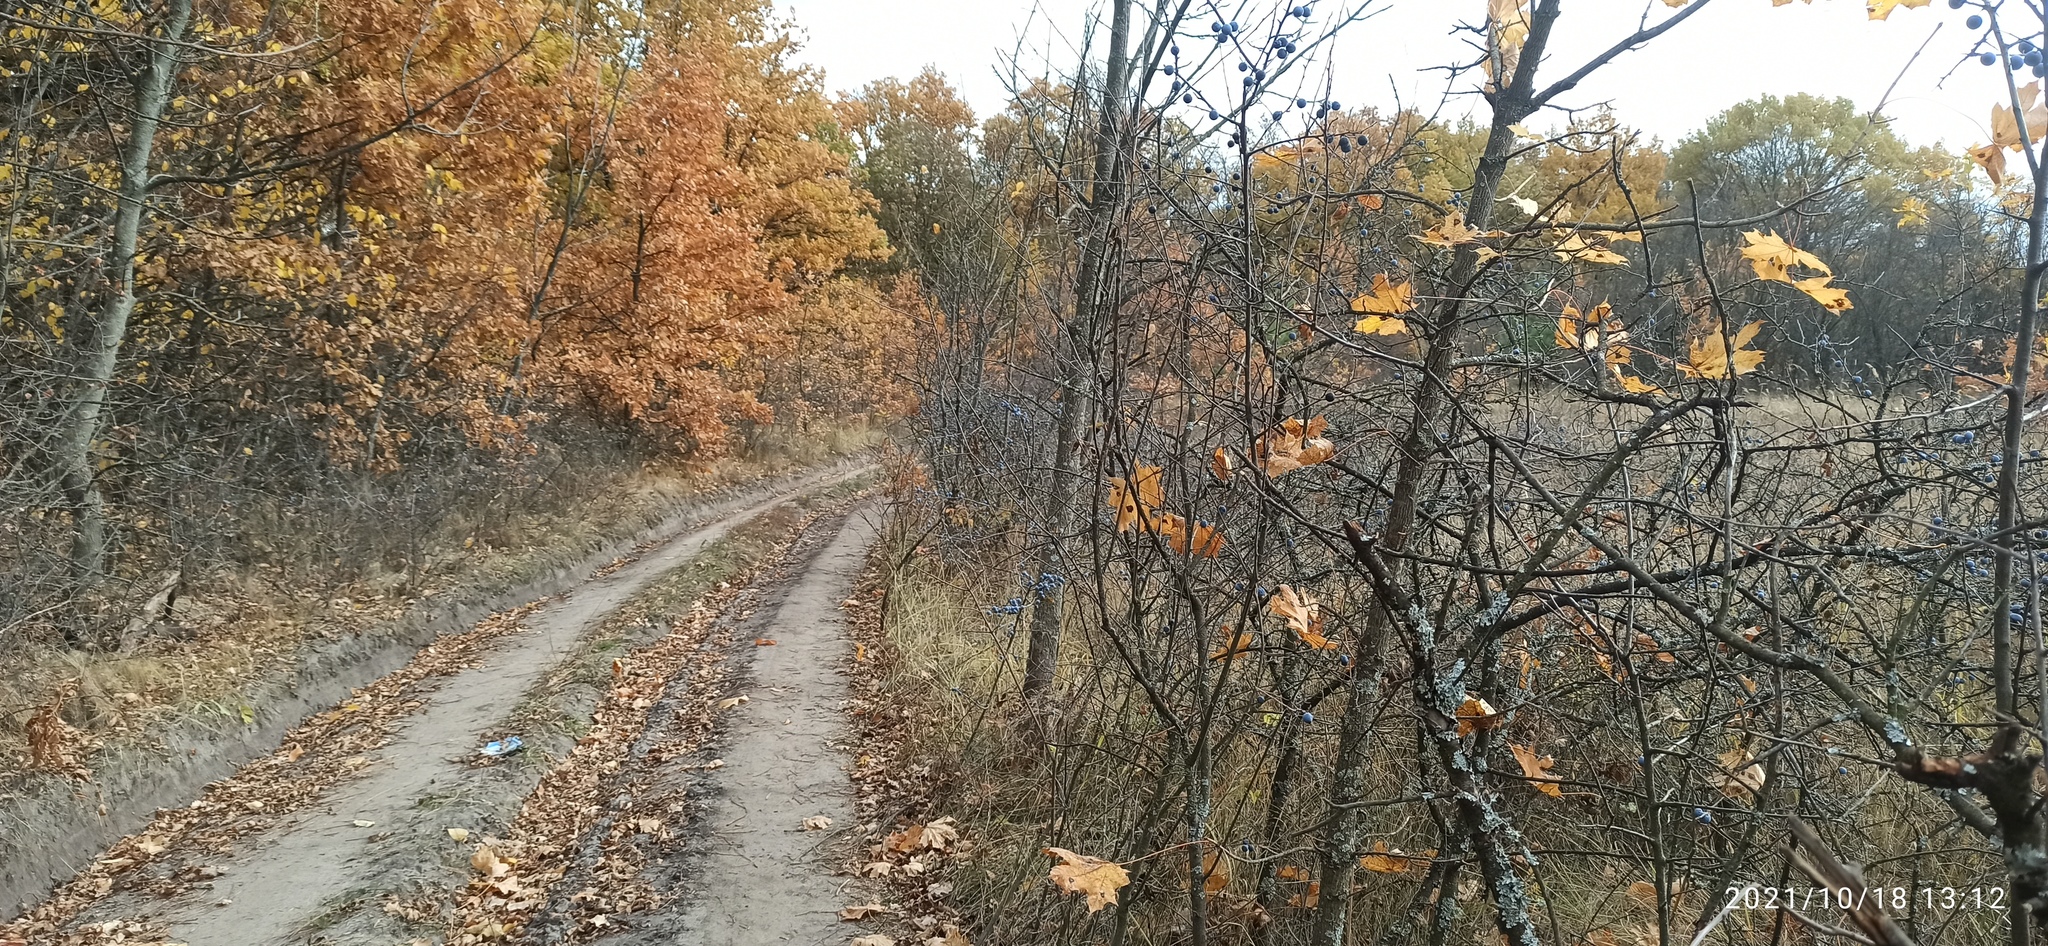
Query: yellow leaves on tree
1866 0 1929 19
1556 302 1660 394
1486 0 1531 90
1509 743 1563 798
1269 584 1338 651
1046 848 1130 913
1416 210 1500 249
1681 321 1767 380
1253 416 1337 477
1553 233 1630 266
1351 273 1413 335
1108 465 1163 532
1740 230 1851 312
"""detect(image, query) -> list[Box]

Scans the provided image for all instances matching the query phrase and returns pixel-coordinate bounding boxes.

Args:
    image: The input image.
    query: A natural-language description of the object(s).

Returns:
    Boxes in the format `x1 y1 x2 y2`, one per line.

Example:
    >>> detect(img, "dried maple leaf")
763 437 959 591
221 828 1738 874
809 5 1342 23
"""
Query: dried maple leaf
1454 695 1504 736
1553 233 1629 266
1211 447 1233 482
1107 465 1163 532
1716 748 1766 799
1254 416 1337 478
1739 230 1830 283
470 845 510 879
840 902 890 920
1992 81 2048 151
1508 743 1563 798
1971 142 2008 187
1045 847 1130 913
1682 321 1767 380
1210 625 1252 661
1268 585 1337 651
1416 210 1498 248
1359 841 1431 874
1796 275 1853 313
1350 273 1414 317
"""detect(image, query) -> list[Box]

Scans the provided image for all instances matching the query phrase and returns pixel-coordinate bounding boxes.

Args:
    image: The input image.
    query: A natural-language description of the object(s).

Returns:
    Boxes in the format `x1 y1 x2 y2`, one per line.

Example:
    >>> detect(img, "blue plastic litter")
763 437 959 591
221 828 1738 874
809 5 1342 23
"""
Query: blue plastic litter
479 736 524 757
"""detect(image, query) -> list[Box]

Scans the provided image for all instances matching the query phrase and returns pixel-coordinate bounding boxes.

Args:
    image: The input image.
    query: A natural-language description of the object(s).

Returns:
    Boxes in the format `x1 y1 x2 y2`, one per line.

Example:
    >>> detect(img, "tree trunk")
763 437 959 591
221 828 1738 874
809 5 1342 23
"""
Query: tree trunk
52 0 193 585
1021 0 1133 705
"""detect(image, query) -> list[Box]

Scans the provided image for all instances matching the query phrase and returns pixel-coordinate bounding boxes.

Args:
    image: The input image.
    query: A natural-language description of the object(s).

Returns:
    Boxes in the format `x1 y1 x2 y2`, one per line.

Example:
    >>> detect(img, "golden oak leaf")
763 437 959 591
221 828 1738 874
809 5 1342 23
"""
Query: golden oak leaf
1739 230 1830 283
1795 275 1853 313
1509 743 1563 798
1866 0 1929 18
1046 848 1130 913
1351 273 1414 316
1683 321 1767 380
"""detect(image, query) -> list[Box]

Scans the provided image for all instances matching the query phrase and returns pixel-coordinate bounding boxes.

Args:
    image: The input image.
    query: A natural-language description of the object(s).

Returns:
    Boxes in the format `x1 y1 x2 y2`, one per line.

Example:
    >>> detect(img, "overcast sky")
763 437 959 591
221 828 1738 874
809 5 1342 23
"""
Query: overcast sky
775 0 2017 152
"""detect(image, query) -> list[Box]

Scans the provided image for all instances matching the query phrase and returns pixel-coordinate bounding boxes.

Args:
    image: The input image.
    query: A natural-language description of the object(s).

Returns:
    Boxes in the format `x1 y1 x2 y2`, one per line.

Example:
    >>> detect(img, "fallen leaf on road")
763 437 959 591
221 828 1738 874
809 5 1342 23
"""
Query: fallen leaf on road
470 845 510 878
715 696 749 710
803 816 834 830
447 828 470 842
352 820 376 828
840 902 890 920
755 638 778 646
852 936 896 946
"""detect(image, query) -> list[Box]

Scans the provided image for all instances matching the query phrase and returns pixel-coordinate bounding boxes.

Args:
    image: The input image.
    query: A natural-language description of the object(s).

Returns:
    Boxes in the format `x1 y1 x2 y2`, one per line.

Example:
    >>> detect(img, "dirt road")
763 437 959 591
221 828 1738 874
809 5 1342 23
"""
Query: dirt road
6 470 885 946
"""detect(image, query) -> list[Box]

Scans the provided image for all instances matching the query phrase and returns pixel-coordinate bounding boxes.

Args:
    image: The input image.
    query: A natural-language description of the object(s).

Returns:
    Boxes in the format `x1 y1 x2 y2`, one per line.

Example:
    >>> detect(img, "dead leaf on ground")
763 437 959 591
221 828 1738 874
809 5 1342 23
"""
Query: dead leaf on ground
803 816 835 831
1045 847 1131 913
840 902 890 921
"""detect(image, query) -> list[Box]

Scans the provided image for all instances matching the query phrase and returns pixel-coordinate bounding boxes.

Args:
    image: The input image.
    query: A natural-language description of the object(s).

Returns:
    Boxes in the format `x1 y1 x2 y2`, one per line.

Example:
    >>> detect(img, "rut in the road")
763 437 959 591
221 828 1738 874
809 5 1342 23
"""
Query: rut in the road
595 505 881 946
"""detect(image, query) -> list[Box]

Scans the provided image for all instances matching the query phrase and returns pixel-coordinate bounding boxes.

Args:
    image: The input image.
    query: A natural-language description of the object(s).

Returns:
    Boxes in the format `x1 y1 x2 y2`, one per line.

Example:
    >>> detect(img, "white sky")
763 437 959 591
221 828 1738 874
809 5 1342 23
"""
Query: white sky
776 0 2020 152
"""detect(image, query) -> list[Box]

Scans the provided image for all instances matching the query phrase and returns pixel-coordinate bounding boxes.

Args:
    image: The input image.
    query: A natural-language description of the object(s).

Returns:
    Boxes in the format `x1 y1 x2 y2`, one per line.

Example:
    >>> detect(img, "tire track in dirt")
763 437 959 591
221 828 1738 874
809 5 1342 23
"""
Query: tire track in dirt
12 466 870 946
587 505 881 946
